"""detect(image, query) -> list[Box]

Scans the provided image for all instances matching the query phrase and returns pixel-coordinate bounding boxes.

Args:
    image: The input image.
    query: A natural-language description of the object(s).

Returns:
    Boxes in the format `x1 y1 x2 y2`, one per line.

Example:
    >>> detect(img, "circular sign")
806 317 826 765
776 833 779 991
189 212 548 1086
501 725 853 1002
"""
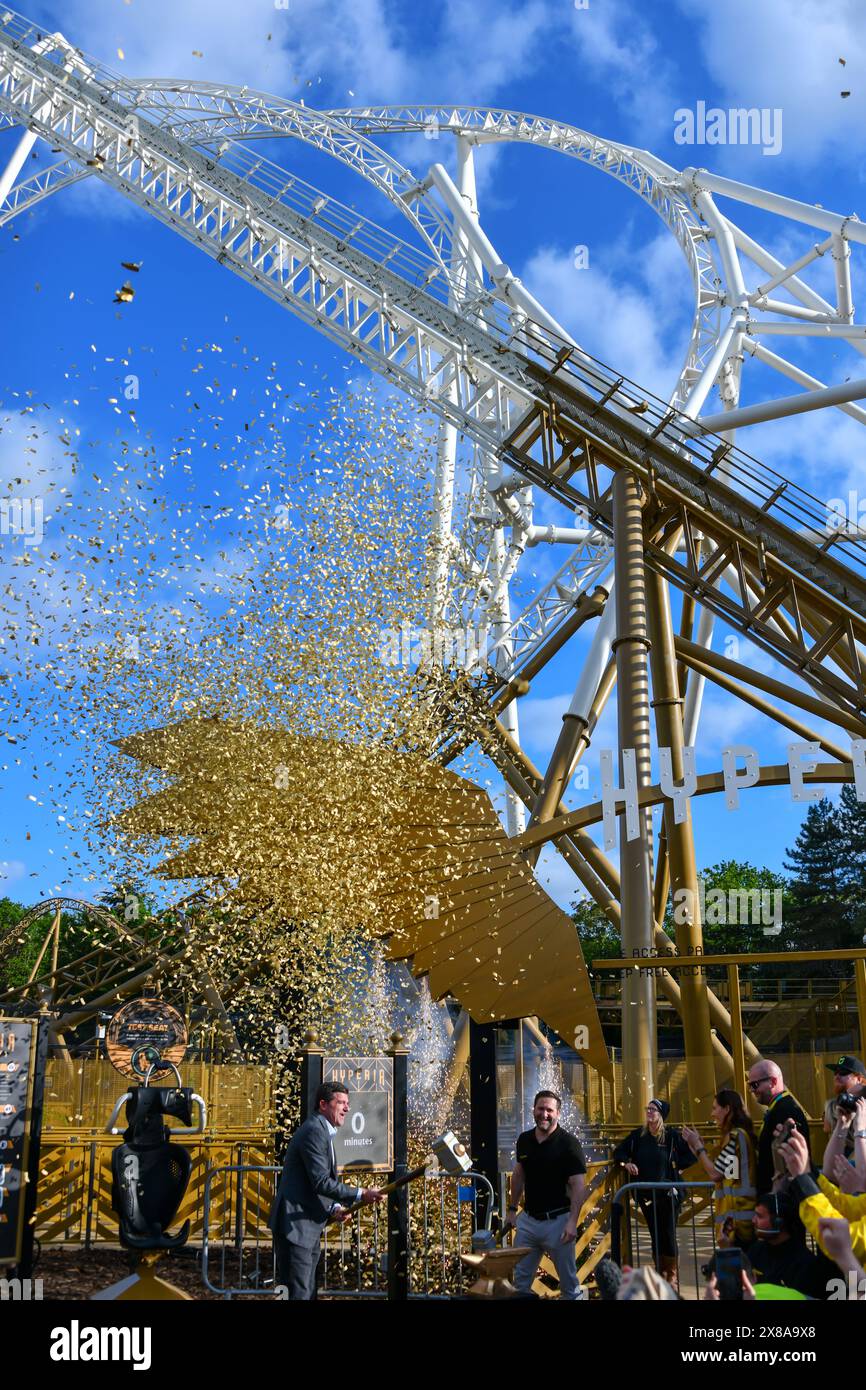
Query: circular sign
106 997 188 1079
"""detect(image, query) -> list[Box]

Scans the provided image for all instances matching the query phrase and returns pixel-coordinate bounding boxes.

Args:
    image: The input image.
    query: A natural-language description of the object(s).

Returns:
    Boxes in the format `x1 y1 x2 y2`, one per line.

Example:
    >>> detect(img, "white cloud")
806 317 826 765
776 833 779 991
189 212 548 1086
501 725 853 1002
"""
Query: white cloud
522 232 693 399
43 0 298 91
26 0 562 235
0 860 26 887
565 0 680 140
733 394 866 501
45 0 556 106
0 412 76 498
677 0 866 169
517 690 571 735
692 692 762 762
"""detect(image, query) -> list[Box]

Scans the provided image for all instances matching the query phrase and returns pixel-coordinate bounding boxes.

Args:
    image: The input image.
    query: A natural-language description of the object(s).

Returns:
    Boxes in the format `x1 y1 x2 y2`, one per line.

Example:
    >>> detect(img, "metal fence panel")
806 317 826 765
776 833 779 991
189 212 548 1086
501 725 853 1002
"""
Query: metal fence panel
611 1180 718 1299
201 1165 495 1299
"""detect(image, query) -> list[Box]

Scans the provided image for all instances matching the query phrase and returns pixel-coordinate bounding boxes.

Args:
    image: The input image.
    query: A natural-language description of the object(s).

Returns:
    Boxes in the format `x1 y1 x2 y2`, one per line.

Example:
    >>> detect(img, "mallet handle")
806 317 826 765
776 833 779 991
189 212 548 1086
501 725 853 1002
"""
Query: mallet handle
341 1161 430 1216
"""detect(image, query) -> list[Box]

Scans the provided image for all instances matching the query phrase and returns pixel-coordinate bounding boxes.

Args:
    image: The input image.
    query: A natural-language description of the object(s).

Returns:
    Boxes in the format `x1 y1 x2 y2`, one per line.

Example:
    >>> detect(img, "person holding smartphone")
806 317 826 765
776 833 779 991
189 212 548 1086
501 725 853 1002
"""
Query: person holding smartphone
747 1059 811 1193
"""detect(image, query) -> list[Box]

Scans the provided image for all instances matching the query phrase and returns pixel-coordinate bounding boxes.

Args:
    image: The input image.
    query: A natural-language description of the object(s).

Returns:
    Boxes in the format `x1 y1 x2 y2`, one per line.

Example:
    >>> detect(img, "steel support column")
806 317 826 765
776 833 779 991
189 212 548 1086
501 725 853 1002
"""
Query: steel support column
726 964 746 1101
612 472 655 1120
469 1017 499 1220
524 606 617 867
646 568 716 1118
387 1032 409 1302
855 959 866 1062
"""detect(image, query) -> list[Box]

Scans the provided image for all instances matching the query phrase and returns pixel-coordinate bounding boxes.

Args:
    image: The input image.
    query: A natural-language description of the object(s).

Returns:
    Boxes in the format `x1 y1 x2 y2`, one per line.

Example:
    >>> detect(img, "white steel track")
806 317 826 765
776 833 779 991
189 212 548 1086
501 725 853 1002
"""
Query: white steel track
3 11 866 873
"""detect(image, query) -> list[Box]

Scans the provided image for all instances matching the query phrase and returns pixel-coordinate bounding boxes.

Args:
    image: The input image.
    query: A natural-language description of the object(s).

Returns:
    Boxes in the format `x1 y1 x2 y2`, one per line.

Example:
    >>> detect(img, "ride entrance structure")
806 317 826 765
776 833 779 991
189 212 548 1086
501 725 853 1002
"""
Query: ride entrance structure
3 9 866 1125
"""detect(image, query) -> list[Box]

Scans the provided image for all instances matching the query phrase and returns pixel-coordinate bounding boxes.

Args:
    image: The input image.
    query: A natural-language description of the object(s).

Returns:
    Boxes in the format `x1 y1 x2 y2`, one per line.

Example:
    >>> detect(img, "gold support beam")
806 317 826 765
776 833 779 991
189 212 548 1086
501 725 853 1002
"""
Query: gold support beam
675 640 850 763
612 471 656 1119
675 634 866 739
490 586 608 718
726 964 746 1100
523 656 617 868
594 949 866 968
515 760 855 854
25 909 61 988
856 958 866 1060
480 711 751 1075
646 567 716 1117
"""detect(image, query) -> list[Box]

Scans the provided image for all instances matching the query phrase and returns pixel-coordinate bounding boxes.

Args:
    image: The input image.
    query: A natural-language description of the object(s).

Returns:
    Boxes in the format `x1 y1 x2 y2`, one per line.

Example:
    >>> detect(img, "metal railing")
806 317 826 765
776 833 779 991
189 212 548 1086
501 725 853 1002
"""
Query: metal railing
201 1164 496 1299
611 1180 719 1299
594 976 850 1004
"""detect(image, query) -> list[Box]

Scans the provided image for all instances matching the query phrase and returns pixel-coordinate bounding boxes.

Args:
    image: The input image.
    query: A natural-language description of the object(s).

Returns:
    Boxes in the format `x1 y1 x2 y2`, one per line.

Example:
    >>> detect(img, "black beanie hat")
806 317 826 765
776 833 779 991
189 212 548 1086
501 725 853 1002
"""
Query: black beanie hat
648 1098 670 1120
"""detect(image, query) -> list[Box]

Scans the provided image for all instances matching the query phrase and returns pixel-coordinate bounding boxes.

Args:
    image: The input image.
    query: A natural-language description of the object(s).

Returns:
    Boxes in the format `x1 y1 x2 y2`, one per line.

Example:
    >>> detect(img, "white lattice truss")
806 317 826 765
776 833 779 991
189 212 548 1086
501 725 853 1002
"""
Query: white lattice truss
2 8 866 848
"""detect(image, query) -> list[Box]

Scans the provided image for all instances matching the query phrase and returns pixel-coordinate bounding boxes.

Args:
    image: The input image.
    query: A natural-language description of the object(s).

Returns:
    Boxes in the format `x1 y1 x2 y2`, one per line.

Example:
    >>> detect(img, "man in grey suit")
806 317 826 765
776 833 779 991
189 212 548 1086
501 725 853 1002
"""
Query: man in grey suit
269 1081 383 1299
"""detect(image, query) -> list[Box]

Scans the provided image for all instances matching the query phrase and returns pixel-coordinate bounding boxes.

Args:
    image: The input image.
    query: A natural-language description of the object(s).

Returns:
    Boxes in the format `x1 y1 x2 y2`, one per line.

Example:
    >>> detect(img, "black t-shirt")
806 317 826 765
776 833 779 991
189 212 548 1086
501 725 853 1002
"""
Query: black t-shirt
756 1091 811 1195
515 1126 587 1217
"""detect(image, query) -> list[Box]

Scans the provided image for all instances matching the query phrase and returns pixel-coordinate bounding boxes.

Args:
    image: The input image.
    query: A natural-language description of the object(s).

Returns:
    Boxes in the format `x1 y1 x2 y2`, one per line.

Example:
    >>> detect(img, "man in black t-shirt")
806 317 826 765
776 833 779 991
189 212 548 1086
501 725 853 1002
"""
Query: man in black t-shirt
747 1059 811 1194
503 1089 588 1299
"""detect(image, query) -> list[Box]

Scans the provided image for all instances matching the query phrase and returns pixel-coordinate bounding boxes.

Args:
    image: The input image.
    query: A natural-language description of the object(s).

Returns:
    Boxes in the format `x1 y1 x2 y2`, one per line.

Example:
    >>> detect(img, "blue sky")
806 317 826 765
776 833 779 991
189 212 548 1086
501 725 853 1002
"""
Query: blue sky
2 0 866 912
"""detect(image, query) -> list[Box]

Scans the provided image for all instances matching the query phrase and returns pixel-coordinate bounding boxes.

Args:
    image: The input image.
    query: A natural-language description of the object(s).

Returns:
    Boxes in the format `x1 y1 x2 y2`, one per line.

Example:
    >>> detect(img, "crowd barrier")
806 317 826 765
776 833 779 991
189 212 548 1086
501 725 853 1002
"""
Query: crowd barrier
611 1179 719 1298
201 1164 497 1299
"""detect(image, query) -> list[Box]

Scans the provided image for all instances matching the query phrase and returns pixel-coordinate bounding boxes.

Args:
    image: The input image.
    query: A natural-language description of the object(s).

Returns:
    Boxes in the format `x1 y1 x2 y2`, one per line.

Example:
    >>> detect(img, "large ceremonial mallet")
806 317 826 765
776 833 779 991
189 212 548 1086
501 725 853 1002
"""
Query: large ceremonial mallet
343 1130 471 1212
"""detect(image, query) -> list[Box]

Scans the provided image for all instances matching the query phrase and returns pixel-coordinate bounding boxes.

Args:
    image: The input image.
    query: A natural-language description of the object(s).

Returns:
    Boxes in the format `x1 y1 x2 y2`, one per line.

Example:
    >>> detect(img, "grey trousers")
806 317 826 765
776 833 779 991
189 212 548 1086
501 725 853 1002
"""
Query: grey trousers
513 1211 585 1300
274 1234 321 1300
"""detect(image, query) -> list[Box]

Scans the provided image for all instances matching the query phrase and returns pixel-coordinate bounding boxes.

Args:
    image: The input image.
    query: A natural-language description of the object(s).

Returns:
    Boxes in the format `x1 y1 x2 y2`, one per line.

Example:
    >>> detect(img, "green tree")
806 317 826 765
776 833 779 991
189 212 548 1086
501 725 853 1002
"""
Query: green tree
570 896 621 968
0 896 28 991
784 797 856 974
664 859 791 960
96 881 155 930
838 783 866 946
0 897 95 993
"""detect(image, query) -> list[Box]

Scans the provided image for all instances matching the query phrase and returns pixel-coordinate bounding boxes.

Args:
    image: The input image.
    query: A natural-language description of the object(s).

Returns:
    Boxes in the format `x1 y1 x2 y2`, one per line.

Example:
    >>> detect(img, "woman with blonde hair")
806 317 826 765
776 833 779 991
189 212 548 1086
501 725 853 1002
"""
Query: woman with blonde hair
682 1088 757 1246
612 1098 694 1289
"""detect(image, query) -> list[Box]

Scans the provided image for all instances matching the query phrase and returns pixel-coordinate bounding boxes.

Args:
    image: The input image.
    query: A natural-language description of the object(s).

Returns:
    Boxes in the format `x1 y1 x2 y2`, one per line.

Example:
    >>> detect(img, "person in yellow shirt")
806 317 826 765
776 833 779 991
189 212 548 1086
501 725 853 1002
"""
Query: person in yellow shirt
778 1121 866 1264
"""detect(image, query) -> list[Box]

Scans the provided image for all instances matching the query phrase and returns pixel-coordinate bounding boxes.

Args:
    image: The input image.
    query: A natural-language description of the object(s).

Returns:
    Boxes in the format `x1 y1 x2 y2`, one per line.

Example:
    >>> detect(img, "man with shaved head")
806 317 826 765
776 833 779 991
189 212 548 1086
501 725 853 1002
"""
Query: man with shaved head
748 1059 811 1194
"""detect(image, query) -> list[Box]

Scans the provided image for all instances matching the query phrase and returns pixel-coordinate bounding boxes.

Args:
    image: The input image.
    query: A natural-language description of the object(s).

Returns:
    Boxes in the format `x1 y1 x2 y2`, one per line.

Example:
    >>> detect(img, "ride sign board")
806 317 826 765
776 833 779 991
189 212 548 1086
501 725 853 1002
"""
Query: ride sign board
322 1056 393 1172
106 997 188 1080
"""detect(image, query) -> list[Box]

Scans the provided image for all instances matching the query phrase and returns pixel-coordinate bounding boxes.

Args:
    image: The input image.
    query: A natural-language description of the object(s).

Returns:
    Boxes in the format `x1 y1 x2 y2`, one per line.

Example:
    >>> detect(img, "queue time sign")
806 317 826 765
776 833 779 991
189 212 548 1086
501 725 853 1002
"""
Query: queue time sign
323 1056 393 1172
0 1016 49 1267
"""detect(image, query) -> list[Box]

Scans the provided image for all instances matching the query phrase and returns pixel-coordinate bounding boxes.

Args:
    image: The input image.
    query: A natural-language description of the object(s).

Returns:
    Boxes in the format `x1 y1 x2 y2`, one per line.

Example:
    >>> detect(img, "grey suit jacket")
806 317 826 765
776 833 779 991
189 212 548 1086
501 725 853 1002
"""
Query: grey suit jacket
269 1114 361 1248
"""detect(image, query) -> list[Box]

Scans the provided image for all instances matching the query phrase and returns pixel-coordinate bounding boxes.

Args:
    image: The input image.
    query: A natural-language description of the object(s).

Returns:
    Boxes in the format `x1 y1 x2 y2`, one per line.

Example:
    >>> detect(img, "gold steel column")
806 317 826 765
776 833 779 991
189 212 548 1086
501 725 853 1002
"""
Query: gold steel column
612 471 656 1121
727 964 746 1100
647 569 716 1119
855 959 866 1060
524 713 590 868
524 657 616 868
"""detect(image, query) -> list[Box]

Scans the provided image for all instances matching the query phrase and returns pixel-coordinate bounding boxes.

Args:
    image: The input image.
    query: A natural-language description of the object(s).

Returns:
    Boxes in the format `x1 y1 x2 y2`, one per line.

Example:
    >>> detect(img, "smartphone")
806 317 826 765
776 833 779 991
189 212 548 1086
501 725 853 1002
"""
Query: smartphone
715 1247 744 1301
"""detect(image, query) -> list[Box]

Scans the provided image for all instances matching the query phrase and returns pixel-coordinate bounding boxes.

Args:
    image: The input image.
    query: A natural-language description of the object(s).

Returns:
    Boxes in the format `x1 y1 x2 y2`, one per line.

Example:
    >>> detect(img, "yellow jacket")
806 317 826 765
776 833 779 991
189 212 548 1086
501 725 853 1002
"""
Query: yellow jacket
713 1126 758 1243
792 1172 866 1261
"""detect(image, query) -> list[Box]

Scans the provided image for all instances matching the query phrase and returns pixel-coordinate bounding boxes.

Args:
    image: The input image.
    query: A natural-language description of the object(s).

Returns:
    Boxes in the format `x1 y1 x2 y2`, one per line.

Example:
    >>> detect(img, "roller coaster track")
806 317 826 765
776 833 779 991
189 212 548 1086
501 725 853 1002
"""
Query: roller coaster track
1 15 865 723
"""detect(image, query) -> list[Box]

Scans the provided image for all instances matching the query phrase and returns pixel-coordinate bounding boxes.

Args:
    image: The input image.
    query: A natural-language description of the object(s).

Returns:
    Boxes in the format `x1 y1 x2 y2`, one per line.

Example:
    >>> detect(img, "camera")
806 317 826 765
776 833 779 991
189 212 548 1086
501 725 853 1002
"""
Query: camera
836 1090 863 1115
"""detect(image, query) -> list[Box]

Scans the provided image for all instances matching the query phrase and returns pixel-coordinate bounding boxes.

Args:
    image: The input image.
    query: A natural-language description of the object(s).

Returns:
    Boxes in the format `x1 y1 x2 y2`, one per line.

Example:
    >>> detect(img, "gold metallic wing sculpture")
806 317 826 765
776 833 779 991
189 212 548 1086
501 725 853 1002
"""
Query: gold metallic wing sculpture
114 718 609 1077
